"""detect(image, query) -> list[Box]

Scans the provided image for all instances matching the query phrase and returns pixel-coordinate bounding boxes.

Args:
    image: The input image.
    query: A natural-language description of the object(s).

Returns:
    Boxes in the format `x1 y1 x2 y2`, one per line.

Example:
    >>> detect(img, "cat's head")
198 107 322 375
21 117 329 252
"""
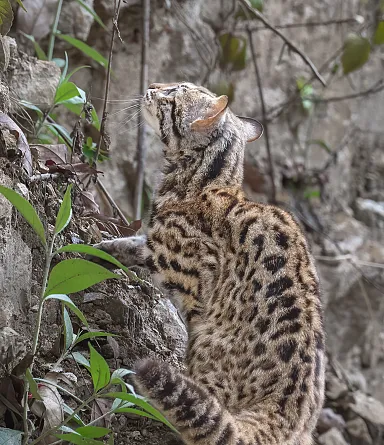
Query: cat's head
143 82 263 155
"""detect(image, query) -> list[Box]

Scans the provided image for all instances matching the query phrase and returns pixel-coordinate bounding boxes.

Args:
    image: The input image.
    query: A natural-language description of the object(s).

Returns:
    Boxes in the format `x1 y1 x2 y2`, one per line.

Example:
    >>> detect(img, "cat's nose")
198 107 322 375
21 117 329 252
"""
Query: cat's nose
148 82 179 90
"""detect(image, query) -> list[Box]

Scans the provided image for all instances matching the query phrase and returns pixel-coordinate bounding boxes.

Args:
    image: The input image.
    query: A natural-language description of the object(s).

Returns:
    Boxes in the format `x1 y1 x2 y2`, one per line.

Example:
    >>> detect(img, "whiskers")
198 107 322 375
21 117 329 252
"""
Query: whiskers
95 95 145 135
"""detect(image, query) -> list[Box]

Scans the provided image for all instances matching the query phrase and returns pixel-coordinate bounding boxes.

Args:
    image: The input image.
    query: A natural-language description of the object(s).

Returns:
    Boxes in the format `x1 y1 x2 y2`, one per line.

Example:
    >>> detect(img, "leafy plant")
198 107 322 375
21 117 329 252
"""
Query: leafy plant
296 77 314 113
373 21 384 45
218 33 247 72
0 185 174 444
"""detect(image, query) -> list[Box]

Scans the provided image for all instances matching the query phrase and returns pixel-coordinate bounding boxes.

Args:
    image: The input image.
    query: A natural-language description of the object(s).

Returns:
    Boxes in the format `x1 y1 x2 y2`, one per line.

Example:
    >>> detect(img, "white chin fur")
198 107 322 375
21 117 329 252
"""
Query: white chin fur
143 107 161 136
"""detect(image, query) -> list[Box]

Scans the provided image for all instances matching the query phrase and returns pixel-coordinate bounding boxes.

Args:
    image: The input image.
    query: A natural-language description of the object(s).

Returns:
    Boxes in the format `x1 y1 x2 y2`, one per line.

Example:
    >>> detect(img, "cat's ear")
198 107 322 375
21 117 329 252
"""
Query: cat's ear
237 116 263 142
191 95 228 132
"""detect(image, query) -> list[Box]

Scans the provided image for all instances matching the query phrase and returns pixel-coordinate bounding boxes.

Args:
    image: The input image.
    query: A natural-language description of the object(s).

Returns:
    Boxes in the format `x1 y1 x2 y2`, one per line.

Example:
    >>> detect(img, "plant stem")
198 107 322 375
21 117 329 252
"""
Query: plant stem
48 0 64 61
22 234 56 445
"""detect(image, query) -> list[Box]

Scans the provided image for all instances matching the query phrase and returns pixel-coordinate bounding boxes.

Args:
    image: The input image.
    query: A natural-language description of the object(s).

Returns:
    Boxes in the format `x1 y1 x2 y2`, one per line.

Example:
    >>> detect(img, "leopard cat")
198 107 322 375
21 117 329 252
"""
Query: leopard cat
96 82 325 445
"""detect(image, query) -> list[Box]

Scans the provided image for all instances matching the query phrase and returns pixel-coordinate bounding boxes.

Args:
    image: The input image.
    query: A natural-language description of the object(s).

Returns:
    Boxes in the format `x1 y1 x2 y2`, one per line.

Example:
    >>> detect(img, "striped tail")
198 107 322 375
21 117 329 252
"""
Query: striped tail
133 359 290 445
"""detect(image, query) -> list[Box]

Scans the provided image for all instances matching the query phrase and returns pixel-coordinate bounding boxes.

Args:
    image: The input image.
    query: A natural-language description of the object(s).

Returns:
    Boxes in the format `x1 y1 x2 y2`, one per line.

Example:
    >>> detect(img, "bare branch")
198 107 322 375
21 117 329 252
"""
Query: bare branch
96 179 130 226
246 28 276 204
133 0 150 220
238 0 326 86
94 0 122 165
238 16 361 32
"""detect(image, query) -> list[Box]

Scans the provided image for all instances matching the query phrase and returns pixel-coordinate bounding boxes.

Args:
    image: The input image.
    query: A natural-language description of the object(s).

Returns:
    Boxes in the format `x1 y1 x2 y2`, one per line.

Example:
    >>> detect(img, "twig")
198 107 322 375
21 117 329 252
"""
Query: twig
246 28 276 204
240 16 361 31
96 179 130 226
29 173 61 183
133 0 150 220
47 0 64 61
305 79 384 103
238 0 326 86
94 0 123 165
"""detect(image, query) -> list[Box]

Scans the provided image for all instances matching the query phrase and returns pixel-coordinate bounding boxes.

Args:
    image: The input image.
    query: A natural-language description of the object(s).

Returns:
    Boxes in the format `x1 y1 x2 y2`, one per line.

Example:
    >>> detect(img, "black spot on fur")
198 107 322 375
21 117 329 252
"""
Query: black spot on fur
158 254 169 269
278 307 302 323
239 217 258 245
278 339 297 362
266 277 293 299
252 280 262 292
275 231 289 249
263 255 287 274
254 342 266 355
253 234 264 262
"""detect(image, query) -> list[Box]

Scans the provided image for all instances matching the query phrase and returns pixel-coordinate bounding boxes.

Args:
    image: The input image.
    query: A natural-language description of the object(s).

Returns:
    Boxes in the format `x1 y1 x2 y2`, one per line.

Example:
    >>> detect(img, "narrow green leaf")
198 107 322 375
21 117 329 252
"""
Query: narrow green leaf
20 32 47 60
250 0 263 11
91 107 100 130
303 188 321 199
75 331 116 345
55 434 104 445
16 0 27 12
0 185 46 247
55 82 81 105
0 427 22 445
55 184 73 234
341 33 370 74
56 33 108 69
75 426 110 439
45 122 73 146
63 306 74 351
56 244 129 272
25 369 42 401
113 406 158 420
89 343 110 392
59 52 69 85
53 58 66 68
71 351 91 370
75 0 108 30
44 259 120 297
373 21 384 45
103 392 177 432
44 294 88 326
0 0 14 36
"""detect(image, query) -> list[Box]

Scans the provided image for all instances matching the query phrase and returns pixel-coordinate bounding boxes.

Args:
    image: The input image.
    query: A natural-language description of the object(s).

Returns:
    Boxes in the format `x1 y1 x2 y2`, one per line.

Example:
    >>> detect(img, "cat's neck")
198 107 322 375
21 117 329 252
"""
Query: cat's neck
156 130 245 202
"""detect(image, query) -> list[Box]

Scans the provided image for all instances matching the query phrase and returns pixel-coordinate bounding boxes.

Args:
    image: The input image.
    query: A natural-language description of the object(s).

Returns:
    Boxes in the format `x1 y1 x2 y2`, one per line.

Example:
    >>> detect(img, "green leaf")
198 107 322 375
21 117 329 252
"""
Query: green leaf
59 52 69 85
45 122 73 146
103 392 177 432
44 294 88 326
15 0 27 12
55 184 73 234
0 185 46 247
113 406 158 420
75 426 110 439
44 258 120 297
341 33 370 75
56 244 129 272
53 58 66 68
0 0 14 36
19 100 43 117
373 21 384 45
89 343 110 392
20 32 47 60
218 34 247 71
303 188 321 200
64 65 90 84
110 369 135 393
25 369 42 401
63 306 74 351
307 139 332 154
75 0 108 30
74 331 116 345
55 434 104 445
56 33 108 69
0 427 22 445
71 351 91 370
55 82 81 105
250 0 263 11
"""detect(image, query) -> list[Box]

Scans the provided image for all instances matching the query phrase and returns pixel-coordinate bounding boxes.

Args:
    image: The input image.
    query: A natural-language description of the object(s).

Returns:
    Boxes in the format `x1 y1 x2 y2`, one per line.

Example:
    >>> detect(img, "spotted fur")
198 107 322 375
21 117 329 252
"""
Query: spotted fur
96 82 325 445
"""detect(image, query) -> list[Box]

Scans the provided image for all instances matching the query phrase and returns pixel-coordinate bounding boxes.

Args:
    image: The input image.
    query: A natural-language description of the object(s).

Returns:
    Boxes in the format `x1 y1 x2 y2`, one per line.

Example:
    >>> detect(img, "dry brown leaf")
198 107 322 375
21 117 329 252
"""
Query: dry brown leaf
11 353 33 377
30 372 64 445
0 377 23 415
91 398 112 428
0 113 32 176
30 144 69 171
79 191 100 215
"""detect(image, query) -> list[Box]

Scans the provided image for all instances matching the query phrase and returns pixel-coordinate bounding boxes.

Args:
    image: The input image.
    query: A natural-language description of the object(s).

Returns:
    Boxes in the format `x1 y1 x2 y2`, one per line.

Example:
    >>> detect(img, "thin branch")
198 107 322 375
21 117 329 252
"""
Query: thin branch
240 16 361 32
246 28 276 204
47 0 64 61
133 0 150 220
29 173 61 183
238 0 326 86
94 0 122 165
96 179 130 226
306 78 384 103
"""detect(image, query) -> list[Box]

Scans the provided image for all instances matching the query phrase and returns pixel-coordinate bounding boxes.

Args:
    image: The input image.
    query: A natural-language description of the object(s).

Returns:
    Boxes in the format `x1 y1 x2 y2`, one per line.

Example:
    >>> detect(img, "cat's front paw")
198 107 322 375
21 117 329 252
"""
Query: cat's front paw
91 236 146 268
